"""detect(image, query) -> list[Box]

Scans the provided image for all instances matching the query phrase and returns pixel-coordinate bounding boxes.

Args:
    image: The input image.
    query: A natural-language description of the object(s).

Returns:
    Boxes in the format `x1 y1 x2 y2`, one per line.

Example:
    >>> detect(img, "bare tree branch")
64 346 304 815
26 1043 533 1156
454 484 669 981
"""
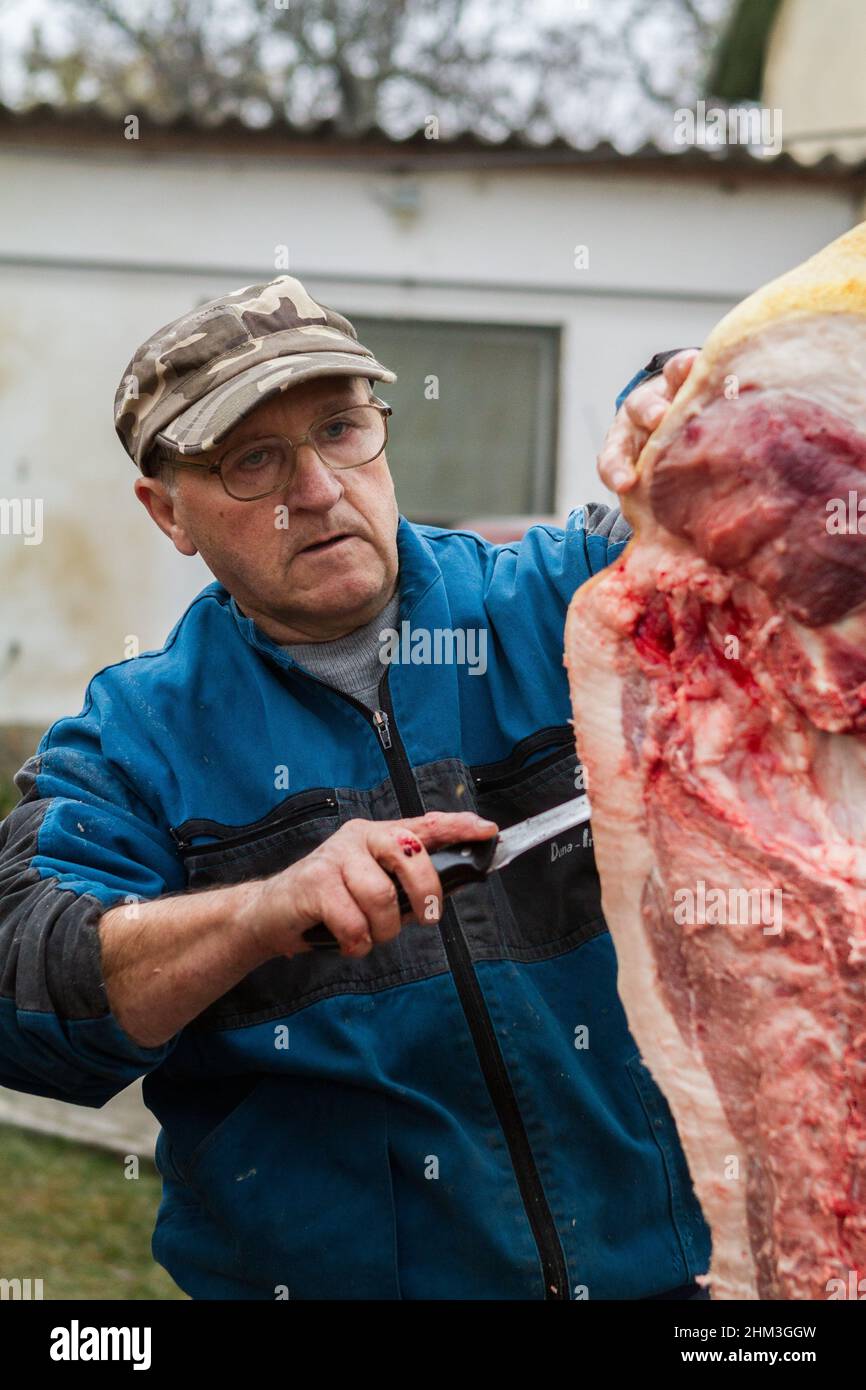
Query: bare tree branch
11 0 735 142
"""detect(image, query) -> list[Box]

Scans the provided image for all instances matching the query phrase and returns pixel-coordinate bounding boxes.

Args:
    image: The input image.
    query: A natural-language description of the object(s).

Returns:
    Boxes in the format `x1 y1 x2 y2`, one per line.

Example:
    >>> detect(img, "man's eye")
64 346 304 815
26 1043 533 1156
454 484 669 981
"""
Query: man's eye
237 448 271 470
321 419 355 441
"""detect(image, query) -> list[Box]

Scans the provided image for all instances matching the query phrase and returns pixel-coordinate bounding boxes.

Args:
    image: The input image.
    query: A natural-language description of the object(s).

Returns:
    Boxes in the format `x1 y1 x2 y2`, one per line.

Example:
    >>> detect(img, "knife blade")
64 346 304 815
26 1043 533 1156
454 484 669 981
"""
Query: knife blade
301 793 592 950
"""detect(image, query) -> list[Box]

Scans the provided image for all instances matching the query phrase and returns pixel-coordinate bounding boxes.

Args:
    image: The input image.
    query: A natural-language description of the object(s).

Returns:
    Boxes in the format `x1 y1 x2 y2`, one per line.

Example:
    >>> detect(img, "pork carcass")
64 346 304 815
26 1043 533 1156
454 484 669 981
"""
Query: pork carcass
565 223 866 1300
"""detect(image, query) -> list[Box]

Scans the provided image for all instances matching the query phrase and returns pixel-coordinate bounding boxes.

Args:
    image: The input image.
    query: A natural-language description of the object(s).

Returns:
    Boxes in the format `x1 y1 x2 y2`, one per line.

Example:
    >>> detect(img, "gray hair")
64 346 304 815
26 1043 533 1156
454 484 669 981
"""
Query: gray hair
143 443 179 490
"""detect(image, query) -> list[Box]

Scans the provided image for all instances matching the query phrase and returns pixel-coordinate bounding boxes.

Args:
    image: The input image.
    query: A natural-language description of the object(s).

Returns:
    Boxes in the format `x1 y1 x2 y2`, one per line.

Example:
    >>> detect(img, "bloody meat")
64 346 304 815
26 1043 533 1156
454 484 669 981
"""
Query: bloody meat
565 224 866 1300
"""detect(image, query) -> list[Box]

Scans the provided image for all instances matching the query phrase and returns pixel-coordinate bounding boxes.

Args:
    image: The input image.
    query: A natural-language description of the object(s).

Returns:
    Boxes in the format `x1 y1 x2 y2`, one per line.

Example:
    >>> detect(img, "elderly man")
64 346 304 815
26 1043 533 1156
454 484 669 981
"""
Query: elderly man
0 276 707 1300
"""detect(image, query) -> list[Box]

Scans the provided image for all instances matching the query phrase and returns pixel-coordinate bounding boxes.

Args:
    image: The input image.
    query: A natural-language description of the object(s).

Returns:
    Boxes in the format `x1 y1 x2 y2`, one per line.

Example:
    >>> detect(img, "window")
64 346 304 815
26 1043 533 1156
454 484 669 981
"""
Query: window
350 316 559 525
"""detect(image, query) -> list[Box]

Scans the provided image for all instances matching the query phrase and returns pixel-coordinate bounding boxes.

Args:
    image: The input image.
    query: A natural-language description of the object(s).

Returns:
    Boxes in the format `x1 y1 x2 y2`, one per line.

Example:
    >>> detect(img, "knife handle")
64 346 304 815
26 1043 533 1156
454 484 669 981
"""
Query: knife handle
301 835 500 950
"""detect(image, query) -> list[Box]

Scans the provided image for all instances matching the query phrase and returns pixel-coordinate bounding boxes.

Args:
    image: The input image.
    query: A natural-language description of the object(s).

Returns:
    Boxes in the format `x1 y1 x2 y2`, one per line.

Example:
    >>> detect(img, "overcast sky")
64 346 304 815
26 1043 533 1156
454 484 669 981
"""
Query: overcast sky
0 0 734 148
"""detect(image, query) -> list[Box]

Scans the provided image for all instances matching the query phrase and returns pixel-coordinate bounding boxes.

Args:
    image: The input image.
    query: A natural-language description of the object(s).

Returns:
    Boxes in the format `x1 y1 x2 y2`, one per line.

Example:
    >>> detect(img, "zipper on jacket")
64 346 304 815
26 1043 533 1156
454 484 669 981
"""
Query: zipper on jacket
171 794 337 855
373 709 392 749
471 726 576 794
372 670 569 1301
243 650 570 1299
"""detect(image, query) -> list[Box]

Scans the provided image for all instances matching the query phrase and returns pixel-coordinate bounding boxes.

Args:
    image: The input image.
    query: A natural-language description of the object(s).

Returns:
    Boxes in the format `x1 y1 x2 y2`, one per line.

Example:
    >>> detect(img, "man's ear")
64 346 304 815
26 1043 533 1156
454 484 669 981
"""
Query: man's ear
134 476 198 557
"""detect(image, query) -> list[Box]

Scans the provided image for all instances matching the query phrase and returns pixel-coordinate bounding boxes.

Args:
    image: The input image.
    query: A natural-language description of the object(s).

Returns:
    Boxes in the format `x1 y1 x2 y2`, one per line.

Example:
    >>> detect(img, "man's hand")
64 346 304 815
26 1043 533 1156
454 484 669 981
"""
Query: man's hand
100 809 499 1048
598 348 699 494
247 811 499 960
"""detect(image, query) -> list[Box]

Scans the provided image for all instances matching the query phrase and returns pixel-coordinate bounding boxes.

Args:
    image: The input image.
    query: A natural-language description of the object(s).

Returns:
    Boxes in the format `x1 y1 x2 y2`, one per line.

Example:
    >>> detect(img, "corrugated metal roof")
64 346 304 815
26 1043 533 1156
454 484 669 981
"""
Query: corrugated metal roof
1 101 864 179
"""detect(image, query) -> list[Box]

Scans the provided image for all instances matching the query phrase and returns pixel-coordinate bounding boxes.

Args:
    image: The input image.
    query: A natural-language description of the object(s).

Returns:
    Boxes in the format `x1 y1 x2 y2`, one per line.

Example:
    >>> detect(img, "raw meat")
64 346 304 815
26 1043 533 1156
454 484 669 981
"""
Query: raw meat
565 223 866 1300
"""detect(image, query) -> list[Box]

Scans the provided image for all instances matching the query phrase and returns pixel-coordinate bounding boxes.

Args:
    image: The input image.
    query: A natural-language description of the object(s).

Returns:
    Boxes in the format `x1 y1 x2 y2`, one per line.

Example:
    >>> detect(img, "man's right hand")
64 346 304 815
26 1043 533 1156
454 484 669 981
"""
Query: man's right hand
246 811 499 960
598 348 699 494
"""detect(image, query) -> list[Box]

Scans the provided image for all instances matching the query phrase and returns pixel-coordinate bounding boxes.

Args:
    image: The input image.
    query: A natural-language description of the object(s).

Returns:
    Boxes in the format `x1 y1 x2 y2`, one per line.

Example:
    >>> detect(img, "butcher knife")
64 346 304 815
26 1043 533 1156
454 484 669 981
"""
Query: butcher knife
302 793 592 949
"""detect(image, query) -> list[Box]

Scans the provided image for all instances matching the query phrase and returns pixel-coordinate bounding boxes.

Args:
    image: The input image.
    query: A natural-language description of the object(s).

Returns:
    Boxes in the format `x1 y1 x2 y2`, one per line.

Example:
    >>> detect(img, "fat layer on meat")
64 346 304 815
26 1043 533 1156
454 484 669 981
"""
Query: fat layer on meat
565 225 866 1300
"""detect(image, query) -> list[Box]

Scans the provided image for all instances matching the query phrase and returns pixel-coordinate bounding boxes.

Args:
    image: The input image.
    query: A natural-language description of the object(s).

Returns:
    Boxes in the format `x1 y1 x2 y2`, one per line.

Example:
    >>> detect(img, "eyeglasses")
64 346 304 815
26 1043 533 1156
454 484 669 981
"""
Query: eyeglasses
165 399 393 501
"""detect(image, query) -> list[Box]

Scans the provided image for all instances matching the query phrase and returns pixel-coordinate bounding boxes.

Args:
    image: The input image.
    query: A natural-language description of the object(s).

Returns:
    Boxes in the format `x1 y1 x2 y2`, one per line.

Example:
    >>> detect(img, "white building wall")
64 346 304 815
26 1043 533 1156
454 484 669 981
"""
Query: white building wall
0 143 857 722
765 0 866 165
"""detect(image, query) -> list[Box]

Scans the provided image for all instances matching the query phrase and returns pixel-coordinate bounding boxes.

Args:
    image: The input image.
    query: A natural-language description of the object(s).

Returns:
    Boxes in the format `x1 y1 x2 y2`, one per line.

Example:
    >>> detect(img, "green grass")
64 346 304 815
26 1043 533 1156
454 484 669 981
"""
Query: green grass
0 1123 187 1299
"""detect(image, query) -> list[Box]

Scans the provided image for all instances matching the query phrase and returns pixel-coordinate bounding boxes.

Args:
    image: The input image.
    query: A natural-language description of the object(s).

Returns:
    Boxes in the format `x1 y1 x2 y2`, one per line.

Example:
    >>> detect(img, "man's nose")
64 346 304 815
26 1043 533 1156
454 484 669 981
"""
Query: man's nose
284 442 344 509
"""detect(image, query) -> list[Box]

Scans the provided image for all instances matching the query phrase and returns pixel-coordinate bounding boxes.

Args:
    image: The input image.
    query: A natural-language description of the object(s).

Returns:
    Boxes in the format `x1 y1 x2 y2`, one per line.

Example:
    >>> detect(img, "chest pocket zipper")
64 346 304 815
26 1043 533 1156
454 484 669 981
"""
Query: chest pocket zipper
470 725 578 795
170 792 338 857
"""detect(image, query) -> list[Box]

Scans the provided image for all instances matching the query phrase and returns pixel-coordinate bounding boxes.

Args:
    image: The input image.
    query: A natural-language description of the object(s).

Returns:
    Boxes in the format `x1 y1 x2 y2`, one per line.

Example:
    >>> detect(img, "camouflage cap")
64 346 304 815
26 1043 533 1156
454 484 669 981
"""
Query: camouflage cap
113 275 397 472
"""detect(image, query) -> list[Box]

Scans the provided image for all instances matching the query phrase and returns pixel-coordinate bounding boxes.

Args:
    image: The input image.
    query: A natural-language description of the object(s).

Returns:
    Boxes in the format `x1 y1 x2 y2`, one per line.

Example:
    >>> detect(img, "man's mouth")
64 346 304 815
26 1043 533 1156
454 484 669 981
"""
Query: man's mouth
299 532 354 556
